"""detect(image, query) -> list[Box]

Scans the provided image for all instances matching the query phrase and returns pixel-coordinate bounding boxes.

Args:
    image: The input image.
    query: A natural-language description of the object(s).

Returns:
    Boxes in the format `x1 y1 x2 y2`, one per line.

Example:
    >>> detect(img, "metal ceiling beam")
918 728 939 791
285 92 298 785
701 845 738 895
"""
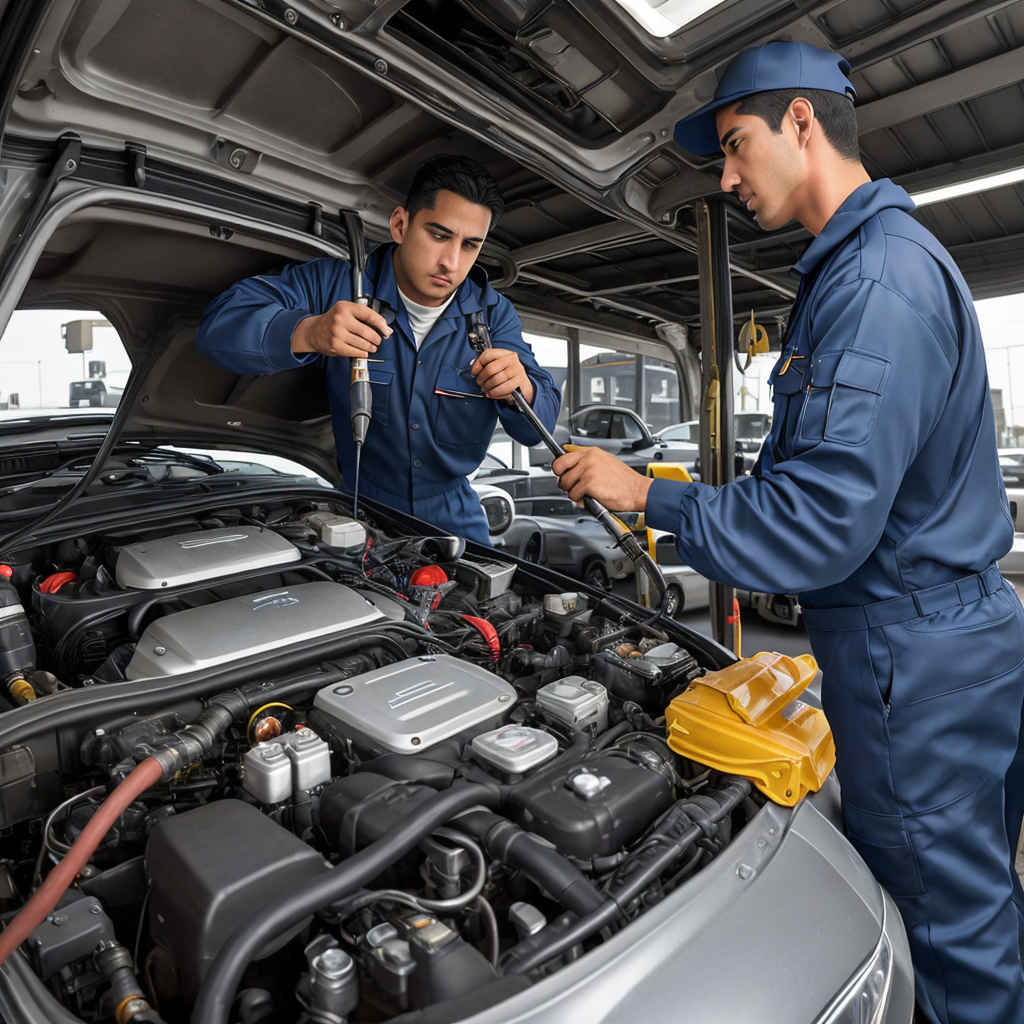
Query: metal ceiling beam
856 46 1024 134
839 0 1018 69
894 140 1024 196
511 221 648 266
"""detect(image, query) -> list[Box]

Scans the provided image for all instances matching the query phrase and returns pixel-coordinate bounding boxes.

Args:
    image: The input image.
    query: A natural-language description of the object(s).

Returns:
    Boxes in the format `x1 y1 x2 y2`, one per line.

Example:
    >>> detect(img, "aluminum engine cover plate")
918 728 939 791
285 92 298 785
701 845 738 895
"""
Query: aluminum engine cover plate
313 654 517 754
116 526 301 589
126 582 384 679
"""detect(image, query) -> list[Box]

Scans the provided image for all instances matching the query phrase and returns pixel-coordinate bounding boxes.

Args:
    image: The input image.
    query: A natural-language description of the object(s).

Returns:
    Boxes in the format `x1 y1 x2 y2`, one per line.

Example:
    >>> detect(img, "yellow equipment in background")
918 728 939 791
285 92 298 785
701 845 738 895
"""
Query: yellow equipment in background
665 650 835 806
736 310 770 373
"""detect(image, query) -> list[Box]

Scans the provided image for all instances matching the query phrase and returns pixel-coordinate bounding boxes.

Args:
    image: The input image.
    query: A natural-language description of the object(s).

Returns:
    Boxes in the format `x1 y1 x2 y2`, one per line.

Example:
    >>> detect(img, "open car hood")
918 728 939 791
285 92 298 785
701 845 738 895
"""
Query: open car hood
0 0 1021 473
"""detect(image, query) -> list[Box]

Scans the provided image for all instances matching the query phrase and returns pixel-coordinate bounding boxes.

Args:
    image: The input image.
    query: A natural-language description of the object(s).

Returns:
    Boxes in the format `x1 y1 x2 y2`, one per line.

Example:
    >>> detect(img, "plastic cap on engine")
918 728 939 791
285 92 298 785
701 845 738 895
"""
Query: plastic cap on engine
409 565 448 588
0 565 12 579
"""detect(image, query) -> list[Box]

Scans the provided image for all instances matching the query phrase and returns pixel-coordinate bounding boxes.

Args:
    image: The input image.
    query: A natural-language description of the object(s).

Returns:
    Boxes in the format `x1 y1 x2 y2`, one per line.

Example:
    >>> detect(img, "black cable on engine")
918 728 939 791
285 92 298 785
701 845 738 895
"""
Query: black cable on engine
191 783 503 1024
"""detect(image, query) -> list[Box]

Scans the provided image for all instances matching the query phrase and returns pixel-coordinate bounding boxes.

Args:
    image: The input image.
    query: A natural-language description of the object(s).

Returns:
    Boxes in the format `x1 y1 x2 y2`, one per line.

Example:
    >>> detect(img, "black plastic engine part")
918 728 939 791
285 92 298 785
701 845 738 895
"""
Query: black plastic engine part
318 774 438 857
145 799 330 997
510 750 675 858
27 893 115 980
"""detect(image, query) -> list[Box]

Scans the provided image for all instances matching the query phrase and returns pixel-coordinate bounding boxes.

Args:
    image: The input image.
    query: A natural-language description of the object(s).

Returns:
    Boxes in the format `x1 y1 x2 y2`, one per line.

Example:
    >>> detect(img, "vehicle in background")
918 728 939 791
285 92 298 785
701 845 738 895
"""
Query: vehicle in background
652 530 800 625
656 414 770 472
68 377 106 407
498 495 632 589
471 452 561 500
568 405 699 471
999 449 1024 529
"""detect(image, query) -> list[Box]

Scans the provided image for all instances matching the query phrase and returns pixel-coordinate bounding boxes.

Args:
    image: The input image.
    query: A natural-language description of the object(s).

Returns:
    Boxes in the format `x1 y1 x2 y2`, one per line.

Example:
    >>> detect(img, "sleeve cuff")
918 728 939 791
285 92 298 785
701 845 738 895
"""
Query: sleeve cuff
265 309 319 370
645 477 695 534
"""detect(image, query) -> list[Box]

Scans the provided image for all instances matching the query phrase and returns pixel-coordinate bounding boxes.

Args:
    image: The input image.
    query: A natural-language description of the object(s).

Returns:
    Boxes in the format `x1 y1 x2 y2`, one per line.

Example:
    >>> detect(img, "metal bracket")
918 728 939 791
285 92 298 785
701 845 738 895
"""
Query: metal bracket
126 143 146 188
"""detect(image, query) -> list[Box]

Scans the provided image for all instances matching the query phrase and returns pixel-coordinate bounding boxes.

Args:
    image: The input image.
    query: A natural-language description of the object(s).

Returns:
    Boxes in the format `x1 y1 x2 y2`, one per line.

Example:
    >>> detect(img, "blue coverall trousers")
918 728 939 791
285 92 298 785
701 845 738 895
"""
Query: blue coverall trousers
803 566 1024 1024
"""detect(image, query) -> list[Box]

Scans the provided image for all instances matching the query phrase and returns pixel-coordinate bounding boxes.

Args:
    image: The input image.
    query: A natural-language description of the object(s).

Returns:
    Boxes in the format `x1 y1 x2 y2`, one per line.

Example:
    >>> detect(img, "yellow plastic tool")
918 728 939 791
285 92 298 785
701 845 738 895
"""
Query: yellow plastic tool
665 651 835 806
736 310 770 372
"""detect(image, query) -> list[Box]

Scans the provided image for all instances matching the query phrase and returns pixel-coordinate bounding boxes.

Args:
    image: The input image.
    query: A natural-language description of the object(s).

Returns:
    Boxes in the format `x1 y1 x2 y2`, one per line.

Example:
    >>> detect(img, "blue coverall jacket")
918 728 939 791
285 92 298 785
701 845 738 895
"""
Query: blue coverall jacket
196 245 560 544
647 180 1024 1024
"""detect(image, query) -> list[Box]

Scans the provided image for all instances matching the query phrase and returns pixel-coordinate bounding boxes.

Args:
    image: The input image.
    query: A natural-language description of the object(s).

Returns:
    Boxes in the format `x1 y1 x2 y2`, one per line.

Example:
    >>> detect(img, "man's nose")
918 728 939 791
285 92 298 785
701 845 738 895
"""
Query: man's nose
439 238 462 272
720 159 739 194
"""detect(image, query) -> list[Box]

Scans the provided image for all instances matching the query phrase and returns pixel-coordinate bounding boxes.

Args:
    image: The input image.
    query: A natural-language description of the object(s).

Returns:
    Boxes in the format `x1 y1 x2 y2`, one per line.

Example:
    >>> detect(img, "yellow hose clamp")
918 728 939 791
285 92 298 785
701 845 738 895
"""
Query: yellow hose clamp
665 651 835 806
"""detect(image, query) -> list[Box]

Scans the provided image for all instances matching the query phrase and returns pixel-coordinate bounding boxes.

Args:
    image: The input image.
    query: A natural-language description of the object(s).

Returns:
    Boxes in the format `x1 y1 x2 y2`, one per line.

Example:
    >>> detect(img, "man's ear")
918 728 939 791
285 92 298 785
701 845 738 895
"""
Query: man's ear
389 206 409 244
788 97 815 147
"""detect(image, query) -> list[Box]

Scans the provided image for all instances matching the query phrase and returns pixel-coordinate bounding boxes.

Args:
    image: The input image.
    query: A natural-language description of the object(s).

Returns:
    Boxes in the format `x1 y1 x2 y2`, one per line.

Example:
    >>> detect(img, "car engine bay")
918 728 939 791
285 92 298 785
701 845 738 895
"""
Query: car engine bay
0 489 826 1024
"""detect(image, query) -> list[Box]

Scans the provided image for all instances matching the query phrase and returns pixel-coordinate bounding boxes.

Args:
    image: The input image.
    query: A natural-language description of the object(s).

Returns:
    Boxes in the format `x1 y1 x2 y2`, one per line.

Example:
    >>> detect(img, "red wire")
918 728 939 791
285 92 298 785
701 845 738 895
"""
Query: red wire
461 615 501 662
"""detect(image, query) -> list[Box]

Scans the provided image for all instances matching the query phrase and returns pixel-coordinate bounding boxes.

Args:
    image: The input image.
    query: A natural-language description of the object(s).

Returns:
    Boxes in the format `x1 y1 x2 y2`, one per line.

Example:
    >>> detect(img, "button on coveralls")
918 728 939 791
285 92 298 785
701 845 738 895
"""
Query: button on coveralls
645 180 1024 1024
196 245 560 544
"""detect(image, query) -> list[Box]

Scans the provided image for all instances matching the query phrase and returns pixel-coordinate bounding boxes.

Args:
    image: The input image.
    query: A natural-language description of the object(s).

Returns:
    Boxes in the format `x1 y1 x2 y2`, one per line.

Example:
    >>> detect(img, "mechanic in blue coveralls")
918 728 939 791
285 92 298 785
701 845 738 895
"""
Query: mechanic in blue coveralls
555 41 1024 1024
196 154 560 545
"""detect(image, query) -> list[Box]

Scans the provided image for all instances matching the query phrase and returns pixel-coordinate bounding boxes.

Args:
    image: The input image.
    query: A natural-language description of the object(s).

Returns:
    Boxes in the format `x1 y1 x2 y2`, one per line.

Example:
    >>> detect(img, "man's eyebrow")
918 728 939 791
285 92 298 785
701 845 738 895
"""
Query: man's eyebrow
424 220 485 244
720 126 741 150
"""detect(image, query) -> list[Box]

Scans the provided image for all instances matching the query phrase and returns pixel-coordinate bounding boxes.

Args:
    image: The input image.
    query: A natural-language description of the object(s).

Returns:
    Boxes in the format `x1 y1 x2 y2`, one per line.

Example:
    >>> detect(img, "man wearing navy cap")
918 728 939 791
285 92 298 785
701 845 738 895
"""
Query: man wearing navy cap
555 40 1024 1024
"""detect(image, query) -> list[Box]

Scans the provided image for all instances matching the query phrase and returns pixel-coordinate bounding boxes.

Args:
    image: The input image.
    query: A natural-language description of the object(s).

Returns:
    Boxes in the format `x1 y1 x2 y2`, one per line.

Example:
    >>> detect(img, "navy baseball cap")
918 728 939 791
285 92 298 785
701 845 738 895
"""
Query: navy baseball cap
674 41 856 156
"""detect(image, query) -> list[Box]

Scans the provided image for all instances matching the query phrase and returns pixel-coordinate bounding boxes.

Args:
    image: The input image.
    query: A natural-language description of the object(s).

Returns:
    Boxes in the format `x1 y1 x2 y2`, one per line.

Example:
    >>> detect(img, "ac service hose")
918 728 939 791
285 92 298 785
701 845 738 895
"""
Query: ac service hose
0 691 249 968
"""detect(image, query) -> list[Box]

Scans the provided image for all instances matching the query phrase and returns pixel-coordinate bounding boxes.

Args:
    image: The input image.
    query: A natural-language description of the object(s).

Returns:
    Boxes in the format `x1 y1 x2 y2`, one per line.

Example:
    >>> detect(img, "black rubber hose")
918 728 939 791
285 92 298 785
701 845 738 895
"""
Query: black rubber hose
502 777 751 975
191 783 502 1024
455 811 605 917
358 753 458 789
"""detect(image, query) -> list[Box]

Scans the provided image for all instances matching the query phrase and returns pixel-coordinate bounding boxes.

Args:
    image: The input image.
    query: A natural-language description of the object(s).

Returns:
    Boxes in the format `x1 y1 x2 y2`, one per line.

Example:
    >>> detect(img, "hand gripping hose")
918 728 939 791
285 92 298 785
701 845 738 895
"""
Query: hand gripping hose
466 313 666 602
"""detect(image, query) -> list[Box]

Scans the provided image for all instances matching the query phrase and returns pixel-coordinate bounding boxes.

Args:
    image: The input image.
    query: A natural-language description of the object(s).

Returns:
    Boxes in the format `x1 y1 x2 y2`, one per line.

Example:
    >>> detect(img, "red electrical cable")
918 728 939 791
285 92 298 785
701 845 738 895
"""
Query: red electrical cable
0 757 164 966
461 614 501 662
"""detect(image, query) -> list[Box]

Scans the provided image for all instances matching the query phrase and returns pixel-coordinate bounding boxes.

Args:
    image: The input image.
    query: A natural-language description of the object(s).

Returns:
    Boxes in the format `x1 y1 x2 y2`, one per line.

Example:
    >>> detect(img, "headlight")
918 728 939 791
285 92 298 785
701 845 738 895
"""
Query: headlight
814 913 893 1024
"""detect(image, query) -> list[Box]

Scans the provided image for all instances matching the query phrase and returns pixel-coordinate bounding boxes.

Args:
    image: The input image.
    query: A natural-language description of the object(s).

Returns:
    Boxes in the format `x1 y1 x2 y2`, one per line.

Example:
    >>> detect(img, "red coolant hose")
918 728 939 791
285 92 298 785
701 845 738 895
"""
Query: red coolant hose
0 756 164 966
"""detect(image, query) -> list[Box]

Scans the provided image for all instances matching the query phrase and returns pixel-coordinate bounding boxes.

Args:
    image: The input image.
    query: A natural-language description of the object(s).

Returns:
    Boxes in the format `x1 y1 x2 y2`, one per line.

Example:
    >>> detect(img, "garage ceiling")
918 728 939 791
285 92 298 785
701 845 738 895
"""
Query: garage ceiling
2 0 1023 348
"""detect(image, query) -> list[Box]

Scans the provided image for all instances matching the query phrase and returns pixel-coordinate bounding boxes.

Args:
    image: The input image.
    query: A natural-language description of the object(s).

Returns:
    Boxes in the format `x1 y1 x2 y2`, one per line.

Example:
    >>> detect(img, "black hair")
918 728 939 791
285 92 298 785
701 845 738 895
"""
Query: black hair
404 154 505 229
734 88 860 160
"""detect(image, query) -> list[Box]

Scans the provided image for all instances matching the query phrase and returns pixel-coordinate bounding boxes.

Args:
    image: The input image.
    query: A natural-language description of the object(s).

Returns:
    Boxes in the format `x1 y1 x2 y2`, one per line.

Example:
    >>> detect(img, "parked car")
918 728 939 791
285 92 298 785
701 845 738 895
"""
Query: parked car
569 405 699 470
68 377 106 407
0 3 920 1024
655 415 767 474
999 450 1024 529
499 495 632 588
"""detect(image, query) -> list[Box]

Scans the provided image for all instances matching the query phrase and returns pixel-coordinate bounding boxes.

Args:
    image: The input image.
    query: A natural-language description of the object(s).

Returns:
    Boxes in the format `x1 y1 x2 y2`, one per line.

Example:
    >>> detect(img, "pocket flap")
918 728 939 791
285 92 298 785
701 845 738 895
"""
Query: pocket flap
435 364 484 399
833 348 888 394
368 368 394 386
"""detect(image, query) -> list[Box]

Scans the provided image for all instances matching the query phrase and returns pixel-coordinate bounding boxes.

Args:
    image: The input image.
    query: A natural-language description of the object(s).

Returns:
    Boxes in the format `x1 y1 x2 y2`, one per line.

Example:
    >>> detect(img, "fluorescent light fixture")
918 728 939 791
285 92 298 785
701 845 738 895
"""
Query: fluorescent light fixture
910 166 1024 207
612 0 727 38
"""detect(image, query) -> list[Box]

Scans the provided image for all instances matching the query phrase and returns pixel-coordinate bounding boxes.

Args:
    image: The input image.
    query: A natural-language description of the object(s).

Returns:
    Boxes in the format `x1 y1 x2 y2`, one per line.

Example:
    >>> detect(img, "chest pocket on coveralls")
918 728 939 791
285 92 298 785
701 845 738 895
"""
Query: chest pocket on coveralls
433 365 489 446
797 348 889 449
367 367 393 427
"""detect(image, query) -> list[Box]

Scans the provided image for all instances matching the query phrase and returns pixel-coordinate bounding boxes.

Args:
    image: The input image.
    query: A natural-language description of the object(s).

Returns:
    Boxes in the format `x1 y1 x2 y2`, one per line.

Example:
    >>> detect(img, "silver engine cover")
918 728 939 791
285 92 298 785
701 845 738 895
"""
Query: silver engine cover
126 582 385 679
116 526 301 589
313 654 517 754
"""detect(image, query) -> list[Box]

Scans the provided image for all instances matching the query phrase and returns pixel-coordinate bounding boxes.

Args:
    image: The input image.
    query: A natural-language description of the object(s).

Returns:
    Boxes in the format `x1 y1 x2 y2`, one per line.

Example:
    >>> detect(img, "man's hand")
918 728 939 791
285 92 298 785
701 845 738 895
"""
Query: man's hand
553 446 653 512
471 347 534 404
291 301 392 357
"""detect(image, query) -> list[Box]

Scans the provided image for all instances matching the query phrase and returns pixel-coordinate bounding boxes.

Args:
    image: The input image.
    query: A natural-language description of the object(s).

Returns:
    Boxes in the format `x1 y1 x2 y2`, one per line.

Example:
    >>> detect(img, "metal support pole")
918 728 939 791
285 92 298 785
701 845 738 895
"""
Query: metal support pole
695 197 737 650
